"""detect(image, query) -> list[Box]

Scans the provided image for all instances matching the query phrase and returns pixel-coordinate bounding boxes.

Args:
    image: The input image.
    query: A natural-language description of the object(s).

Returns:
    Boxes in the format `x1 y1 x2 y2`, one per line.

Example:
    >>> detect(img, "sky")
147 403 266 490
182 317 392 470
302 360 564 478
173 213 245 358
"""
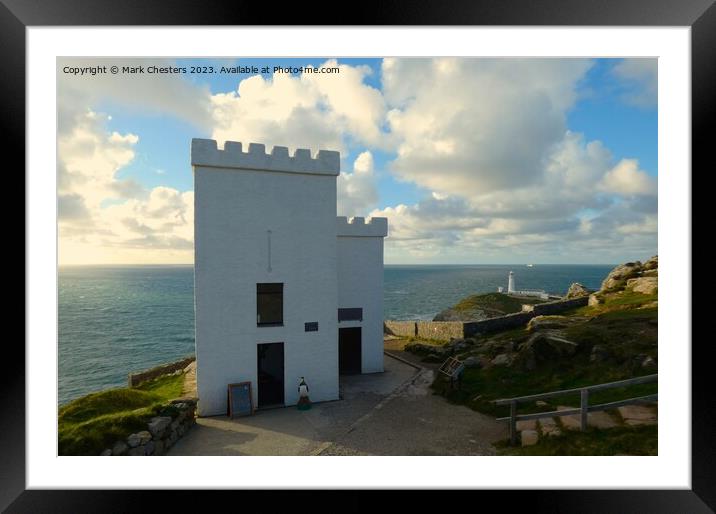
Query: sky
57 57 657 265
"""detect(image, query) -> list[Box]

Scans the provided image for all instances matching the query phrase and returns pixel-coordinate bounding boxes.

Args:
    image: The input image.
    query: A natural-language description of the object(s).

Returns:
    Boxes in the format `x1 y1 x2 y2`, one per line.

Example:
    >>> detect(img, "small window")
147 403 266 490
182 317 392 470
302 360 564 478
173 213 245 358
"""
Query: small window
257 283 283 326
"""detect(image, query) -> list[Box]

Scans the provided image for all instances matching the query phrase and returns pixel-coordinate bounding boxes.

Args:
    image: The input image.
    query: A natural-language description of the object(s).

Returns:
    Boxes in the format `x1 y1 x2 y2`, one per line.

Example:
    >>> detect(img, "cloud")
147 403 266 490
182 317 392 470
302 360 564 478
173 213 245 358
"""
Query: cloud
209 59 389 154
58 193 90 221
58 110 141 209
58 58 213 130
382 58 594 195
337 151 379 216
599 159 657 196
611 58 657 108
58 109 194 263
371 131 657 263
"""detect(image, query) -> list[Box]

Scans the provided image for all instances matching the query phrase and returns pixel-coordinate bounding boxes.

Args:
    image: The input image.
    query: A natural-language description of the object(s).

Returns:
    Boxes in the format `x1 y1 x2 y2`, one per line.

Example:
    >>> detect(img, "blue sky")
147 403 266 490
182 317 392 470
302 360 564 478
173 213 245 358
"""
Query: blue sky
58 57 657 265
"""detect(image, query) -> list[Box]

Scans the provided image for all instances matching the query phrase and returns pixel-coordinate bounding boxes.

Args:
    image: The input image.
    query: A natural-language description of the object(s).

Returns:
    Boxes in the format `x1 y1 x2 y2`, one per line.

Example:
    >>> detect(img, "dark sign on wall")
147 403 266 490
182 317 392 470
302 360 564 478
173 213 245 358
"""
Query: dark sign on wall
228 382 253 418
338 308 363 322
305 322 319 332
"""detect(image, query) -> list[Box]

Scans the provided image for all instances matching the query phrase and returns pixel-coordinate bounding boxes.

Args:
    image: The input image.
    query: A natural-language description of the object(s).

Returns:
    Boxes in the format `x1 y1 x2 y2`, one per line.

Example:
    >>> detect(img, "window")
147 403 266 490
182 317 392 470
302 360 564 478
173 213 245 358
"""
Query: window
257 283 283 326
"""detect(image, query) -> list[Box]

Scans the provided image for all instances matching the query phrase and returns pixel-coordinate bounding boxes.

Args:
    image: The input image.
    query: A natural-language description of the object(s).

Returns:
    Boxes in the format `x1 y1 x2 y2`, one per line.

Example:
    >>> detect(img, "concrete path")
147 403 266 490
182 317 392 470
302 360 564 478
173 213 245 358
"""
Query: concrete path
167 354 506 456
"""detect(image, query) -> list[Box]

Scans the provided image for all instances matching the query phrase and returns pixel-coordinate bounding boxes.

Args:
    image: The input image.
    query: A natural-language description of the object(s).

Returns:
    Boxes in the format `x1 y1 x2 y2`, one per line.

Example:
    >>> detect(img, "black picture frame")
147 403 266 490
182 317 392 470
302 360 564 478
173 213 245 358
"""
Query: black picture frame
7 0 708 511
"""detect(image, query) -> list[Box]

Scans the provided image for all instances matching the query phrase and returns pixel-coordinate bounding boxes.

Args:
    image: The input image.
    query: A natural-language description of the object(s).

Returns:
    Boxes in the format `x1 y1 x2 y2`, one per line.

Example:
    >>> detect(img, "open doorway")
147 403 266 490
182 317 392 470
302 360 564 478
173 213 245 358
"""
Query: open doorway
257 342 284 408
339 327 362 375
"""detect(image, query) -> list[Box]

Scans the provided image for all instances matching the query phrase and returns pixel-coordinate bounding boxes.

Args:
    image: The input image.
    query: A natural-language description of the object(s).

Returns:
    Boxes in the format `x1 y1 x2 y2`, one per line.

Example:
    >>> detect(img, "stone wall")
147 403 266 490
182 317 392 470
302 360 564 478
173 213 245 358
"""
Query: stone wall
416 321 465 341
101 398 197 456
384 320 418 337
384 296 590 342
464 312 536 337
128 356 196 387
532 296 588 315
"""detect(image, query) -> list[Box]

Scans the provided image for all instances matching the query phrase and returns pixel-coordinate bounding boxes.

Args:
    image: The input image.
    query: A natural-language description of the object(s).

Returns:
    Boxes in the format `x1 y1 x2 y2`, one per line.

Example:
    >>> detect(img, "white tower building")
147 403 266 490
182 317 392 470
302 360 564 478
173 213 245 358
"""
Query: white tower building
192 138 387 417
507 271 515 294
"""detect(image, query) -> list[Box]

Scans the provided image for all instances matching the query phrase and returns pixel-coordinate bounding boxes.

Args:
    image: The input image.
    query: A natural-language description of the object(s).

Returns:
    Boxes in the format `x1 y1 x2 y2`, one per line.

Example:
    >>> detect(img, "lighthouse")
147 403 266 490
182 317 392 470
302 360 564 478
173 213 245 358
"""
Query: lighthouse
508 271 515 294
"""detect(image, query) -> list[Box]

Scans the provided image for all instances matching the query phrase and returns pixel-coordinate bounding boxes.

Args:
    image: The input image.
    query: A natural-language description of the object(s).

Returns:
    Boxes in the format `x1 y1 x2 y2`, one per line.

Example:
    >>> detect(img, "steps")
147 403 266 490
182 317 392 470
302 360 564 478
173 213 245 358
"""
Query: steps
517 403 657 447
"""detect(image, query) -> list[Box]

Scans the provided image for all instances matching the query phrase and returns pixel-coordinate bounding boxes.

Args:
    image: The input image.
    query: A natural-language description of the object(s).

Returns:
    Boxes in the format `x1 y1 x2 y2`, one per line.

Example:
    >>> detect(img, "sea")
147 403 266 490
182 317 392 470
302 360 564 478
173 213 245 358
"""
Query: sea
58 264 613 405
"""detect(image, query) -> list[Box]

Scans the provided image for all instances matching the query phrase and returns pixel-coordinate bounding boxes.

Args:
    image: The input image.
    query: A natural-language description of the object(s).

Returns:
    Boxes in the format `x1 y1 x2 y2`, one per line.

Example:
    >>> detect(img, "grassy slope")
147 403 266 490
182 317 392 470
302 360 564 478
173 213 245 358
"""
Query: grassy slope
431 289 658 453
58 373 185 455
452 292 526 315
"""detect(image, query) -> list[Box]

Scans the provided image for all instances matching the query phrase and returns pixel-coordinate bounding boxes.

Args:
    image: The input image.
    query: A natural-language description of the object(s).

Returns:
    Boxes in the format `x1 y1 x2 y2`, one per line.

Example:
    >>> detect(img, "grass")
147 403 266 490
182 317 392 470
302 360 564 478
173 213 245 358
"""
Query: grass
496 424 657 455
452 292 526 315
58 373 185 455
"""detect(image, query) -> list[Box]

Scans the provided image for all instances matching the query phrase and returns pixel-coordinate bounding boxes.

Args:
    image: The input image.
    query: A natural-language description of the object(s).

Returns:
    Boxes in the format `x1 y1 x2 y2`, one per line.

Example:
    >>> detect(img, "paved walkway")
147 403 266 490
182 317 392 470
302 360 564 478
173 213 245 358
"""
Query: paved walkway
167 353 506 456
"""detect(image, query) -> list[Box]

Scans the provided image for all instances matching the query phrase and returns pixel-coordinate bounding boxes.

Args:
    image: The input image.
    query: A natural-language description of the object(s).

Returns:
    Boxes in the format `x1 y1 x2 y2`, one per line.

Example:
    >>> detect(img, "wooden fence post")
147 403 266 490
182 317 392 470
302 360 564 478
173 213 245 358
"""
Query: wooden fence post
510 401 517 446
580 389 589 431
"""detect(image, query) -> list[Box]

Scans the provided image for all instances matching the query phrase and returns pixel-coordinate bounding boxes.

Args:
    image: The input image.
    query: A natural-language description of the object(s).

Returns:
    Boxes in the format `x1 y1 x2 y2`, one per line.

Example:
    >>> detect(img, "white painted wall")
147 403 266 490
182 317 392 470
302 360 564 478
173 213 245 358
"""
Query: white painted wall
337 217 388 374
193 140 340 416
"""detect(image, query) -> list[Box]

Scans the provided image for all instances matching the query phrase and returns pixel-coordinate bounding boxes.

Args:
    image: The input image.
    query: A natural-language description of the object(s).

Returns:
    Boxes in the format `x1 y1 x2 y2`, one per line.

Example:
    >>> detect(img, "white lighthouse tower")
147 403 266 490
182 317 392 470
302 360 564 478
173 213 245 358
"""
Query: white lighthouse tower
507 271 516 294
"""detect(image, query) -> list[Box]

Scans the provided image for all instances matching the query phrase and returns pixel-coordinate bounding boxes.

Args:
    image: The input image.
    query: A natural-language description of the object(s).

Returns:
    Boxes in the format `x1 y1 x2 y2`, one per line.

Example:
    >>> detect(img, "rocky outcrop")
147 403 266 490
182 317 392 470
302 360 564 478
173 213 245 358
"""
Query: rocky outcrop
599 255 658 293
565 282 590 299
600 261 643 291
627 276 658 295
642 255 658 271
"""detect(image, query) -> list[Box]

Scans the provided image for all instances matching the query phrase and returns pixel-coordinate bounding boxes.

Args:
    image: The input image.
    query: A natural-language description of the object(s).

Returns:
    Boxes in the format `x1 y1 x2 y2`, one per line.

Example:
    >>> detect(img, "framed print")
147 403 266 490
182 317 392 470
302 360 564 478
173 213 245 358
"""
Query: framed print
8 0 712 511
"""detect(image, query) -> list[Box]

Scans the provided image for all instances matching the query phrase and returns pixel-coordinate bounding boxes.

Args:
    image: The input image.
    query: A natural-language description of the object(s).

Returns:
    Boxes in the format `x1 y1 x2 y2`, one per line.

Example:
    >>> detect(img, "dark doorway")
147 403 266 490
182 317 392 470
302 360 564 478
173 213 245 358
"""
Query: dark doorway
339 327 362 375
257 342 284 408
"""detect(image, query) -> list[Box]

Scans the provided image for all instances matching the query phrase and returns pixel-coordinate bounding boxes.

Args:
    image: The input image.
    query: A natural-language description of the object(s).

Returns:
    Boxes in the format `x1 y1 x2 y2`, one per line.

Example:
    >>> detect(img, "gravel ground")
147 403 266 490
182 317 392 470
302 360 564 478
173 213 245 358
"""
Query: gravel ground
319 368 506 456
168 353 506 456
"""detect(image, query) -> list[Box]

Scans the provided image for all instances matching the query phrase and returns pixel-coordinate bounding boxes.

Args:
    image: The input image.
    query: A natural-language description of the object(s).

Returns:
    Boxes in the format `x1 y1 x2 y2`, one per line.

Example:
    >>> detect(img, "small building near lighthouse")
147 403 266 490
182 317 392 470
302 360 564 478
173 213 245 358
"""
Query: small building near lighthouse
191 138 388 417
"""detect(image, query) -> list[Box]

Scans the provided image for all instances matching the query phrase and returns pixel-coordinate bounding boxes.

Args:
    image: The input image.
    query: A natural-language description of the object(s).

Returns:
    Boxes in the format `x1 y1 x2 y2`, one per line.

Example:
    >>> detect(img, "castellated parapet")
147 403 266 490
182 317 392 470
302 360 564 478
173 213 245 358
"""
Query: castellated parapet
336 216 388 237
191 138 340 176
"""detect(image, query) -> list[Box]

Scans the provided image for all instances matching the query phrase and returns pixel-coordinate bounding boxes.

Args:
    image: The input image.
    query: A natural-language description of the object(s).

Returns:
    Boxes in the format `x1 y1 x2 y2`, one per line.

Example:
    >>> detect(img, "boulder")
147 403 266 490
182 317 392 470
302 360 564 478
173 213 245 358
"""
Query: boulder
642 255 658 271
491 353 512 366
627 276 658 295
127 446 145 456
512 347 537 371
588 293 604 307
519 332 578 361
521 430 539 446
641 356 657 369
587 411 619 429
100 449 112 456
516 419 537 431
148 416 172 438
153 440 164 456
600 262 643 291
144 441 156 456
565 282 590 299
137 430 152 445
557 406 582 430
539 418 561 437
463 356 481 368
127 433 141 448
641 269 658 277
618 405 657 426
527 315 586 331
112 441 128 456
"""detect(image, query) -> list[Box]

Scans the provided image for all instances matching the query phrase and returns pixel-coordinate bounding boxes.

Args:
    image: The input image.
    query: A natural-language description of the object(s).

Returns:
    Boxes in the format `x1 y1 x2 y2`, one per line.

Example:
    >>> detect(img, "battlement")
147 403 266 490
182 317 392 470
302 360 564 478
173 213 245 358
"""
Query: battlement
191 138 340 176
336 216 388 237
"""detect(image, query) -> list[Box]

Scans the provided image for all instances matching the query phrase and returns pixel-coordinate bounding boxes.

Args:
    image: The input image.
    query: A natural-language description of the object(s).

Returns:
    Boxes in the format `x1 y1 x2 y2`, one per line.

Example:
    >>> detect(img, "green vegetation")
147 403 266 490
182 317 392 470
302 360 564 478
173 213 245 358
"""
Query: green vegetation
432 287 657 419
434 292 548 321
433 350 657 419
58 373 184 456
452 292 526 315
496 424 657 456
